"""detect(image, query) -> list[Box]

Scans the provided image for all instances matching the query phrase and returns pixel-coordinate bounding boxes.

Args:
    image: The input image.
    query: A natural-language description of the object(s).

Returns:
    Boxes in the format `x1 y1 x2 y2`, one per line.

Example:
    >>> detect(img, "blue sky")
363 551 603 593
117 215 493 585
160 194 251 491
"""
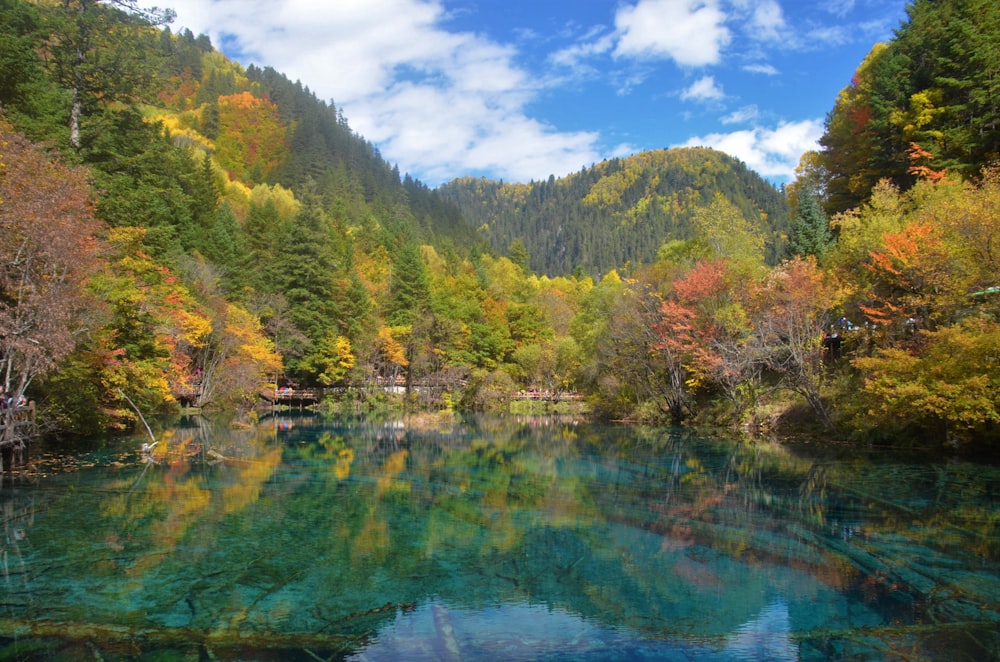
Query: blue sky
164 0 910 187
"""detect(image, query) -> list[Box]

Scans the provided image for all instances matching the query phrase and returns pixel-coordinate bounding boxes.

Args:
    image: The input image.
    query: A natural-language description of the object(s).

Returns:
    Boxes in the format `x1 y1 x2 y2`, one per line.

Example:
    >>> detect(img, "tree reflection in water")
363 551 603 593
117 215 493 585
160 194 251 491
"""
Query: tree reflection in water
0 414 995 660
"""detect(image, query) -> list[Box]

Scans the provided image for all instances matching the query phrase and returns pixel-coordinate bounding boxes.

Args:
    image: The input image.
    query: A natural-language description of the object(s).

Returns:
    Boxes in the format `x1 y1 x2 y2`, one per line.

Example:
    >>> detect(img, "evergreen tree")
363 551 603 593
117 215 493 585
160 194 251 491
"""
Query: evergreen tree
385 241 430 327
266 193 340 377
508 239 531 273
43 0 173 149
0 0 47 115
788 187 833 260
818 0 1000 212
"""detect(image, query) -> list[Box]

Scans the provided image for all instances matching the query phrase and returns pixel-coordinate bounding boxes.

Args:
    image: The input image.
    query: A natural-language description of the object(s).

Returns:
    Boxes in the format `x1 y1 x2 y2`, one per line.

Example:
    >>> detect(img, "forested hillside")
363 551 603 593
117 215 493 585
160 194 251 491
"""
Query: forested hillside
438 148 790 276
0 0 494 434
1 0 999 452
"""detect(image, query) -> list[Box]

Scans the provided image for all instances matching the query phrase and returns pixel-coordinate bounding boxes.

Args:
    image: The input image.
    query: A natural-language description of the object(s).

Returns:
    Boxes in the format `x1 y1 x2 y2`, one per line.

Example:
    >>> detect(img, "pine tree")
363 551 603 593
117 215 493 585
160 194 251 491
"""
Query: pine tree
385 241 430 327
508 239 531 273
788 187 832 259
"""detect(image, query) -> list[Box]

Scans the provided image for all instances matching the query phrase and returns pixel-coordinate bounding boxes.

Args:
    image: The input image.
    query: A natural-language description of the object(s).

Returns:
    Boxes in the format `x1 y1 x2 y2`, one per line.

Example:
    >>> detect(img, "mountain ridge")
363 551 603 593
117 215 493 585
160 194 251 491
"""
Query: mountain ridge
438 147 790 276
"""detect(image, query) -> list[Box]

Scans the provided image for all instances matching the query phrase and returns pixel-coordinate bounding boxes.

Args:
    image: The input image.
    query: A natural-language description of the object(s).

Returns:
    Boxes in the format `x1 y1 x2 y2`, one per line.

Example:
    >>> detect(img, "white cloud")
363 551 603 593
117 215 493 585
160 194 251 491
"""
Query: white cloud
161 0 892 188
721 104 759 124
747 0 786 41
549 32 615 74
612 0 731 67
677 118 824 180
681 75 725 101
743 62 779 75
165 0 603 185
353 80 601 183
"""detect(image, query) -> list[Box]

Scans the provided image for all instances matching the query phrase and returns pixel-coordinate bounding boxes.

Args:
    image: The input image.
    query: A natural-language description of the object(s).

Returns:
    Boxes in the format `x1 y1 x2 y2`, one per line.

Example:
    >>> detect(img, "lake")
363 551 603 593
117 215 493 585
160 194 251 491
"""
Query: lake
0 413 997 660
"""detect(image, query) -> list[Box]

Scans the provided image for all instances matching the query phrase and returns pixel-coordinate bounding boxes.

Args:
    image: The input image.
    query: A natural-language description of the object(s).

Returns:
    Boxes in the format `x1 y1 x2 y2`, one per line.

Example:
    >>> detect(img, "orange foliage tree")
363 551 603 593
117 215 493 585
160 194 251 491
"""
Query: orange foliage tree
196 301 282 407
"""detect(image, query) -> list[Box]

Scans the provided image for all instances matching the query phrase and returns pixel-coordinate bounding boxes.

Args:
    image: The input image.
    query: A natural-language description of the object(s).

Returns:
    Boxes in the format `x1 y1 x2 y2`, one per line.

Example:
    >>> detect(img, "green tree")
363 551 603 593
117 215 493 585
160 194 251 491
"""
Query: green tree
43 0 174 148
265 194 340 377
300 332 355 387
508 238 531 273
691 192 766 266
0 0 62 136
787 186 832 259
818 0 1000 212
384 241 430 327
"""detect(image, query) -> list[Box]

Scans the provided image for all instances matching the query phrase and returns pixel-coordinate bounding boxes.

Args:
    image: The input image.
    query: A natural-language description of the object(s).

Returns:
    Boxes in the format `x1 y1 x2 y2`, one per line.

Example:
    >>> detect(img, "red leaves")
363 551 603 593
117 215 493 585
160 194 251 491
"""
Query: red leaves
0 119 104 383
654 259 749 390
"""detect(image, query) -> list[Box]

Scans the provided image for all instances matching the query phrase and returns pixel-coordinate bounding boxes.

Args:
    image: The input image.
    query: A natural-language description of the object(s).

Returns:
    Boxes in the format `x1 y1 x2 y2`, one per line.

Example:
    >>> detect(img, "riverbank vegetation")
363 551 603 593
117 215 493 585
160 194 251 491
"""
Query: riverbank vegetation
0 0 998 451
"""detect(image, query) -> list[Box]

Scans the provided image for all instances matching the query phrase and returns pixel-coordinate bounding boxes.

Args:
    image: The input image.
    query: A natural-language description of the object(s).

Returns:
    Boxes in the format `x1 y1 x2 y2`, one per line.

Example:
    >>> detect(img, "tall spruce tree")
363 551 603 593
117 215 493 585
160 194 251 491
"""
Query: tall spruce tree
385 241 430 327
266 192 340 377
788 187 833 259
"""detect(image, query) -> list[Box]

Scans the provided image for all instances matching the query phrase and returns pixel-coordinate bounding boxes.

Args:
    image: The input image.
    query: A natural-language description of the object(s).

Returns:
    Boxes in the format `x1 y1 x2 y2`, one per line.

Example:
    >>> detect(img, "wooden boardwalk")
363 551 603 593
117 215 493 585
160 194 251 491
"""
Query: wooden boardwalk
512 390 583 401
255 386 582 406
258 388 323 407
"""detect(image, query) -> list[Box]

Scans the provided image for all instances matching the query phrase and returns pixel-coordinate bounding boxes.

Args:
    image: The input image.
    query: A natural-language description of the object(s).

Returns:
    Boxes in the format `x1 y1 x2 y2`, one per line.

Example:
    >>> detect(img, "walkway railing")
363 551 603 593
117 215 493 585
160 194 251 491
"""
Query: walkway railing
259 388 323 405
512 391 583 401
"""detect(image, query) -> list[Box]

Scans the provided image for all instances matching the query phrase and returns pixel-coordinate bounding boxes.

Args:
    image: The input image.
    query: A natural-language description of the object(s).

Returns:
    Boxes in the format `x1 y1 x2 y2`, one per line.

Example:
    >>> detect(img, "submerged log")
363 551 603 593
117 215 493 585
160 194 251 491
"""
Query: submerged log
0 618 364 653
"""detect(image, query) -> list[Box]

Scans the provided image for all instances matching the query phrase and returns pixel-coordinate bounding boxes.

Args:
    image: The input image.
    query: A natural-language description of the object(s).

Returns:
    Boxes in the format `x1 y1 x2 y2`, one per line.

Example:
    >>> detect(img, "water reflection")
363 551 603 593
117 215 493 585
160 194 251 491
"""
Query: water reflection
0 414 996 660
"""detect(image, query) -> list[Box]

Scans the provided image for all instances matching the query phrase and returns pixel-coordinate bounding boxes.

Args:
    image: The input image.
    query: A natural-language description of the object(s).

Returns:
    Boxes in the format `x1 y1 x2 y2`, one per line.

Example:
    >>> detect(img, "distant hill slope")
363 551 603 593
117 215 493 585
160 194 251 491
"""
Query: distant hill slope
438 148 791 276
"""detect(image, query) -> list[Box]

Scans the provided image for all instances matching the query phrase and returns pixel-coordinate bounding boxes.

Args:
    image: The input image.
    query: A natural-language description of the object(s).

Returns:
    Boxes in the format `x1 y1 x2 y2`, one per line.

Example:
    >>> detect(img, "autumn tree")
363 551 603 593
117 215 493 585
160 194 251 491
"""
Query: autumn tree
854 317 1000 446
299 333 354 387
845 170 1000 445
889 0 1000 178
818 44 899 214
196 302 282 406
859 221 958 339
595 282 686 423
373 325 409 389
0 120 103 441
86 227 211 418
655 259 763 425
754 257 840 428
691 192 766 266
214 92 289 183
817 0 1000 212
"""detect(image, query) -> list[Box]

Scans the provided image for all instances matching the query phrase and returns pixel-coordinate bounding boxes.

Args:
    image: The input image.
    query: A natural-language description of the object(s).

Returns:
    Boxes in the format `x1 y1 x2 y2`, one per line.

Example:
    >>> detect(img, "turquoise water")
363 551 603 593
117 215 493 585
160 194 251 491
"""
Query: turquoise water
0 414 996 660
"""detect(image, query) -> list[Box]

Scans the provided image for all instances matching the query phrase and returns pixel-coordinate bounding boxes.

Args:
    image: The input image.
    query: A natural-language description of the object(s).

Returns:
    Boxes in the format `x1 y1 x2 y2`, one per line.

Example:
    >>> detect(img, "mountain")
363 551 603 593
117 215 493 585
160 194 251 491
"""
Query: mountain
437 148 791 277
